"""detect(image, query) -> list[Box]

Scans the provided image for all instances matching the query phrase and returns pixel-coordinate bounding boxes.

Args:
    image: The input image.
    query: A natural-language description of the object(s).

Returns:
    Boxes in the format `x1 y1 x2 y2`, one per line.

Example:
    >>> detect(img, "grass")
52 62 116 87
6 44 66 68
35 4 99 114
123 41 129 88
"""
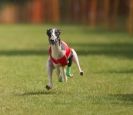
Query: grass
0 24 133 115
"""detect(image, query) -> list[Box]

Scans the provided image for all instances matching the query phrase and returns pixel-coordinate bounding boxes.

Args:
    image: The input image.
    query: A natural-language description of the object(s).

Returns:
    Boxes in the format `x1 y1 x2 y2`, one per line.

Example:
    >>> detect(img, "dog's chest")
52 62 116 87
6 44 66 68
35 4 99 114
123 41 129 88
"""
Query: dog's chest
49 41 71 66
50 46 67 67
52 51 66 67
51 46 65 59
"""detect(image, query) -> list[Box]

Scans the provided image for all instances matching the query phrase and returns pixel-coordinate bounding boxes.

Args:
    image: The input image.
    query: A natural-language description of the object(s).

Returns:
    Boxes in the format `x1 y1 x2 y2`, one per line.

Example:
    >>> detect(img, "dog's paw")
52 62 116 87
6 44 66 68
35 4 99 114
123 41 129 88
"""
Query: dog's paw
46 85 52 90
66 73 73 78
58 77 63 82
80 71 84 76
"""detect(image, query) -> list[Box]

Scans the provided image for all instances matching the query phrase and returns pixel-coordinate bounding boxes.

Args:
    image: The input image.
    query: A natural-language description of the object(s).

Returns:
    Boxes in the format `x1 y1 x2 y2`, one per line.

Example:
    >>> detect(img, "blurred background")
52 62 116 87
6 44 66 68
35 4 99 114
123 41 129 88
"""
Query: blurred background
0 0 133 33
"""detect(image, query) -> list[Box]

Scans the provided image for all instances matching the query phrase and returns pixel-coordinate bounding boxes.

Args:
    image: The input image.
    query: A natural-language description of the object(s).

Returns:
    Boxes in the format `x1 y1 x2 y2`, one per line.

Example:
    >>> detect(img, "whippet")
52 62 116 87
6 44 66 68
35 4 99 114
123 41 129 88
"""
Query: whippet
46 28 83 90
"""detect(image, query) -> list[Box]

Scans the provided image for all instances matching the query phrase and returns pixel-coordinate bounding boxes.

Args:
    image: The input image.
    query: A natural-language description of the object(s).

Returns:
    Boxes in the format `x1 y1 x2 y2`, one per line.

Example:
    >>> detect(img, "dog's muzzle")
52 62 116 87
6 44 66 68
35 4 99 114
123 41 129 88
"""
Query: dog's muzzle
49 39 56 45
49 38 58 45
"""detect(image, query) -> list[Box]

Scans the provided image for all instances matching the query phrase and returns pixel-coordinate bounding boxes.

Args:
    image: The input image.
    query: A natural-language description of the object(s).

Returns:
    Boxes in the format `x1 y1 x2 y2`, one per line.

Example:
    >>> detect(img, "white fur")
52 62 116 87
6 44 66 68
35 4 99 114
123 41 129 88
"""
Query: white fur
50 29 57 41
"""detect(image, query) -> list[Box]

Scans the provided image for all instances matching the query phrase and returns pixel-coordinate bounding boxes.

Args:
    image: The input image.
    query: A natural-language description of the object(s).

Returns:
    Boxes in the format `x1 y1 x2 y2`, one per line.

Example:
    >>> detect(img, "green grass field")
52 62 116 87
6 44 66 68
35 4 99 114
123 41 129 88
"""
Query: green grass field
0 25 133 115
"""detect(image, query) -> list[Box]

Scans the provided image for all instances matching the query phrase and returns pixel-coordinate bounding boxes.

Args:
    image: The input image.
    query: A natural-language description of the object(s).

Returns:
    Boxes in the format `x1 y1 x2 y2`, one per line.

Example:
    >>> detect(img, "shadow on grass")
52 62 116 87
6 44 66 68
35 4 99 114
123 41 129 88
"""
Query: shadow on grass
72 42 133 58
0 49 48 56
17 89 72 96
0 42 133 58
94 69 133 74
18 91 133 105
89 94 133 105
17 90 57 96
107 94 133 105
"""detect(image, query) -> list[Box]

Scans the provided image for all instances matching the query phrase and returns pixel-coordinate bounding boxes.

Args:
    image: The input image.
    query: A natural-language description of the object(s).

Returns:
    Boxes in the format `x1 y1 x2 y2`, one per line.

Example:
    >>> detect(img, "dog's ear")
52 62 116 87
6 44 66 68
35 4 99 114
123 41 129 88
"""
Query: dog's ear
47 29 51 36
57 29 61 45
58 29 61 35
56 29 61 36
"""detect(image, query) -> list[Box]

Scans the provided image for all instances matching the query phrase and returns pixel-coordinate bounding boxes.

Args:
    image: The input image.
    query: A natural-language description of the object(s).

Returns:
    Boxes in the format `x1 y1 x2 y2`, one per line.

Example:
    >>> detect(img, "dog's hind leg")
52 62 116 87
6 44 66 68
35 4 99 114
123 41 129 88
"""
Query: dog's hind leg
46 58 54 90
66 56 73 77
71 49 84 76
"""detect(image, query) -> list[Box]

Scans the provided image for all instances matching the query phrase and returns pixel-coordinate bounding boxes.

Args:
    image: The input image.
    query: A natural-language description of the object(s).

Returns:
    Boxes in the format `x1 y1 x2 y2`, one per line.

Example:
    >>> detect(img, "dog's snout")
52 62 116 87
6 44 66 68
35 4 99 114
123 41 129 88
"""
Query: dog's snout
50 39 54 42
49 39 55 45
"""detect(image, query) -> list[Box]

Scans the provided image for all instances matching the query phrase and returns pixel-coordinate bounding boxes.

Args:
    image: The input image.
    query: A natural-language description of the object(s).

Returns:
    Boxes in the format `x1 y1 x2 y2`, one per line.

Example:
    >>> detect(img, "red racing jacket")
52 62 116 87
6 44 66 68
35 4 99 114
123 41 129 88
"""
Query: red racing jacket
49 41 72 66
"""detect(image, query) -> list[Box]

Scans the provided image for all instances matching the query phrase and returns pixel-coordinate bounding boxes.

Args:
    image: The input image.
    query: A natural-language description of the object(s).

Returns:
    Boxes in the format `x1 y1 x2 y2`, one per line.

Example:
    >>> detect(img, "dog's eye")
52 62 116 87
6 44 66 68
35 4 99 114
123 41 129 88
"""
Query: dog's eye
55 31 58 35
55 31 60 36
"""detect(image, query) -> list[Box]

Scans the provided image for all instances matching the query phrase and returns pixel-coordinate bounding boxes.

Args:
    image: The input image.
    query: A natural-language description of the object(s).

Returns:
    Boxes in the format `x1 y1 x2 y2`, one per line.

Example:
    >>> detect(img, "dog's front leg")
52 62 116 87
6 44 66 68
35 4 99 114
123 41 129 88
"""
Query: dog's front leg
46 58 54 90
56 67 62 82
60 67 67 82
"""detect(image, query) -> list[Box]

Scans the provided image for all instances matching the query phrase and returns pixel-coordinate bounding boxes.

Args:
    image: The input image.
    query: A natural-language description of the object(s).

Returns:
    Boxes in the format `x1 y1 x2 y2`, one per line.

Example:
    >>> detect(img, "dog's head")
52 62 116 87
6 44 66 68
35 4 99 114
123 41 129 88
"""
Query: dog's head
47 28 61 45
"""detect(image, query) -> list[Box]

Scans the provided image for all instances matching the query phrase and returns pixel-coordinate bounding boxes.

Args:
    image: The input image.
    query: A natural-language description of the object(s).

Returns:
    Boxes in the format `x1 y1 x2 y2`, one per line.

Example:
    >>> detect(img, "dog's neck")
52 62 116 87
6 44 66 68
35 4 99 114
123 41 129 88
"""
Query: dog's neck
50 41 65 59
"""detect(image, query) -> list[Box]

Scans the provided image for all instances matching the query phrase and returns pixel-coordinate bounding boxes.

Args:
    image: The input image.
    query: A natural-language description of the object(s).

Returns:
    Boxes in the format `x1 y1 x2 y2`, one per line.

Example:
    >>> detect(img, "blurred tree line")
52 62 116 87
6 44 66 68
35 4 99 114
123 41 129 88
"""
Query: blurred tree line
0 0 133 33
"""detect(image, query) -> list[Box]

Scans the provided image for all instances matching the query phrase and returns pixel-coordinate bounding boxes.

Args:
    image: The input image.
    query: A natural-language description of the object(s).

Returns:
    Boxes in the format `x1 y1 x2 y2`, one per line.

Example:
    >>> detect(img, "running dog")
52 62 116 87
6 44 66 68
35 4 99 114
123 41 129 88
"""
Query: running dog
46 28 83 90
